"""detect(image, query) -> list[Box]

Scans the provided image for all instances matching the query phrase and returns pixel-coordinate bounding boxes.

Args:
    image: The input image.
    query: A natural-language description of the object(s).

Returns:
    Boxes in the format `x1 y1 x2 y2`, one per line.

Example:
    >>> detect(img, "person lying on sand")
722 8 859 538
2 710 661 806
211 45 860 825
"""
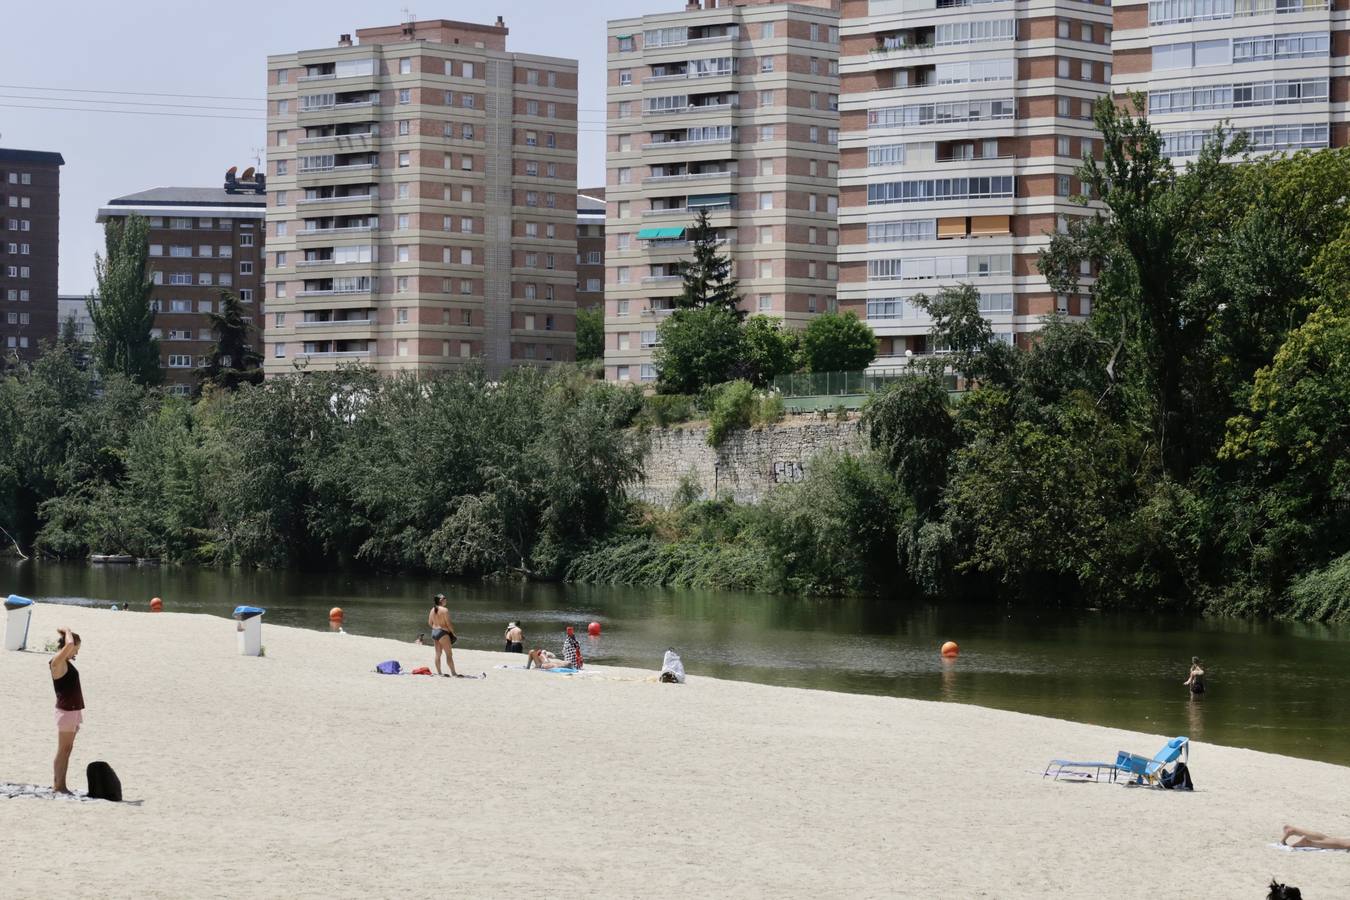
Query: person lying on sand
526 648 572 670
1281 824 1350 850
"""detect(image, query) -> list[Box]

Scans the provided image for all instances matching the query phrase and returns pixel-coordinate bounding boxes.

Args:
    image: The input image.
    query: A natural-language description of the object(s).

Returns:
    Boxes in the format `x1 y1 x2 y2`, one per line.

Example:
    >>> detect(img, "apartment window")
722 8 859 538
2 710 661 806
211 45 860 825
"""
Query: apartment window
618 334 630 350
1057 175 1071 197
399 58 412 75
1058 20 1070 38
760 57 774 73
397 276 409 292
809 126 819 144
399 151 411 168
461 156 474 171
619 70 632 85
615 233 629 250
461 188 473 203
277 99 289 115
1058 97 1071 117
149 244 164 257
398 119 411 136
762 22 775 39
759 125 775 141
527 100 539 116
198 273 214 286
276 160 287 176
759 192 773 210
276 221 288 237
618 36 634 52
618 167 632 185
525 161 539 177
1080 60 1094 81
462 94 476 108
463 62 475 79
463 124 473 140
758 294 772 312
397 214 410 231
398 183 411 200
240 289 252 302
460 249 472 265
1057 59 1070 78
1057 136 1071 156
759 260 773 279
759 90 774 108
1081 23 1093 42
399 89 411 104
827 129 839 145
618 134 631 152
460 280 472 296
617 266 630 283
807 295 817 313
398 245 410 262
240 261 254 275
618 100 632 118
396 308 409 324
460 217 472 233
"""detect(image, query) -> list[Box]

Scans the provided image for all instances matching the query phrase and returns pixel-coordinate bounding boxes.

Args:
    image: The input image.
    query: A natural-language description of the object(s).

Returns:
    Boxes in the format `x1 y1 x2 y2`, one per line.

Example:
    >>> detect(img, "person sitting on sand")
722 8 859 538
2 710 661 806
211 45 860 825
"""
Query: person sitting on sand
50 627 85 794
504 621 524 653
526 648 572 670
563 626 583 670
427 595 460 678
1183 656 1206 699
1281 824 1350 851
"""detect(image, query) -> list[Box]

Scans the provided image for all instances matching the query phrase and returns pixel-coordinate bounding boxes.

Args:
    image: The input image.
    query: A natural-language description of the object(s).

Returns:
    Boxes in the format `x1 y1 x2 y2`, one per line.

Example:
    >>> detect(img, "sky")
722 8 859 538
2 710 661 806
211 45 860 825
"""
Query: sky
3 0 654 296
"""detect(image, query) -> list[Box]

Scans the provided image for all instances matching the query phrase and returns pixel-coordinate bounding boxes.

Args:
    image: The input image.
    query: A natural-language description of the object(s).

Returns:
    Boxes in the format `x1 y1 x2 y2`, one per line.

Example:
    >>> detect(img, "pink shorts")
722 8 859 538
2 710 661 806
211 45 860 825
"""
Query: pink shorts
54 708 83 733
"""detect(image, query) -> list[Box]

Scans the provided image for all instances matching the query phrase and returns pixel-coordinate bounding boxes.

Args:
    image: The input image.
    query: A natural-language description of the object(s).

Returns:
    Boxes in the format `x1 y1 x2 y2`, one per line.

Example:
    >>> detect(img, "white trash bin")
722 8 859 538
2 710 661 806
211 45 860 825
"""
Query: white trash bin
232 605 265 657
4 595 34 651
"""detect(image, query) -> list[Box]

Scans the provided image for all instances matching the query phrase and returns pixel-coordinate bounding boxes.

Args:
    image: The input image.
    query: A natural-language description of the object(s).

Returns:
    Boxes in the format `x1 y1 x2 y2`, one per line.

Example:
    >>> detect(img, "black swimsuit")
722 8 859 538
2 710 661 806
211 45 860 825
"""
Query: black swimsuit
505 640 523 653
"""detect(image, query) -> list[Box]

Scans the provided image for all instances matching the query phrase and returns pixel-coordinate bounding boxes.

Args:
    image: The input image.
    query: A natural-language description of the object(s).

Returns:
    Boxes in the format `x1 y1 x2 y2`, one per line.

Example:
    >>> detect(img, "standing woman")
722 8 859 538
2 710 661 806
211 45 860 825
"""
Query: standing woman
427 594 460 678
1183 656 1206 700
50 627 84 793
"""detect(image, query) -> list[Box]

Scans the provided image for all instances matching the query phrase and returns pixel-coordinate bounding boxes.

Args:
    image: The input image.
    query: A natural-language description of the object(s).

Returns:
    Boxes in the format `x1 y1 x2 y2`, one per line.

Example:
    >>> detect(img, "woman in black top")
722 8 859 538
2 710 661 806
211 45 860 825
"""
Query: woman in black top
50 627 84 793
1183 656 1206 699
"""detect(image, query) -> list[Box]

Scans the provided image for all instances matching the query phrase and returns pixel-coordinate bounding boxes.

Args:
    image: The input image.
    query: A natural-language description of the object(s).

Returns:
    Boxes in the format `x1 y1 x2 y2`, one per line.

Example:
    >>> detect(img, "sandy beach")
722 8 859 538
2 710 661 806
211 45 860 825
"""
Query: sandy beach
1 605 1347 899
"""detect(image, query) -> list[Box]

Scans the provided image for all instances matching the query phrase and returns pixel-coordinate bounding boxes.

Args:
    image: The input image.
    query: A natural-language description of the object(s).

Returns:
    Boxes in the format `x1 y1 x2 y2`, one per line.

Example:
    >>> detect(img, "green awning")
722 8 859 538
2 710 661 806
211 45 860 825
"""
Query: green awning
688 193 732 207
637 226 686 240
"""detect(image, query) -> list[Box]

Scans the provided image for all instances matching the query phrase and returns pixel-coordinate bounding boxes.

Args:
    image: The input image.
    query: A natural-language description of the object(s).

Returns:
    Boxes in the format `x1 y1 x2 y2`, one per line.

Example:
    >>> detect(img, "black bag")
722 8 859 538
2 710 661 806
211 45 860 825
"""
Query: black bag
1160 761 1194 791
86 760 123 802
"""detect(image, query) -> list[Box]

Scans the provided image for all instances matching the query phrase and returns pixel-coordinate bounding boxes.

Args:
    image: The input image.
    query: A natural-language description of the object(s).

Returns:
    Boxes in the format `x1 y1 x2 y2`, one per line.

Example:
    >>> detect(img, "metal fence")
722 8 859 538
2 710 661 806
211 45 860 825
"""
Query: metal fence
773 367 955 398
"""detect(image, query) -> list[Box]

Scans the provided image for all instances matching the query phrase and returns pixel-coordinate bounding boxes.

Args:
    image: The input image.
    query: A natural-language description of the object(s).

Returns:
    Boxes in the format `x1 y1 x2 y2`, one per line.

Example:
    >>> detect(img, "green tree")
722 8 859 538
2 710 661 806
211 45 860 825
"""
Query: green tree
654 304 744 394
197 291 263 392
739 315 798 387
911 284 1017 387
88 214 162 386
575 305 604 362
676 208 741 315
799 311 877 373
1038 95 1237 477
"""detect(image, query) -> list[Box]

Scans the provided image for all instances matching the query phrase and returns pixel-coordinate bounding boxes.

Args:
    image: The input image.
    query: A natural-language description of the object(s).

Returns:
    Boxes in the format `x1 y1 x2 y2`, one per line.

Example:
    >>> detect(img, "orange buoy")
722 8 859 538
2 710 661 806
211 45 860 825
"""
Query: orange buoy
940 641 959 658
329 607 344 623
587 621 601 637
150 597 163 612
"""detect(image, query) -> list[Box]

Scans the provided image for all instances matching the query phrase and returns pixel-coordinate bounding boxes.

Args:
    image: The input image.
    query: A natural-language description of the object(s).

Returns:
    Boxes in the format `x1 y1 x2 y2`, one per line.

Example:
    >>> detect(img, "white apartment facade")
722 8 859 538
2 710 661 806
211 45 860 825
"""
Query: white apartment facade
605 0 842 384
264 18 579 377
1113 0 1344 159
838 0 1109 361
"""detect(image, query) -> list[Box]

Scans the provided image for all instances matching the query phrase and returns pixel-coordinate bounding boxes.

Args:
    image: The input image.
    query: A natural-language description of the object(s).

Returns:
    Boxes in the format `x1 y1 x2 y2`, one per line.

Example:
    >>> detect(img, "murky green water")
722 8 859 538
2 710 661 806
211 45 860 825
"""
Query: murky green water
8 560 1349 767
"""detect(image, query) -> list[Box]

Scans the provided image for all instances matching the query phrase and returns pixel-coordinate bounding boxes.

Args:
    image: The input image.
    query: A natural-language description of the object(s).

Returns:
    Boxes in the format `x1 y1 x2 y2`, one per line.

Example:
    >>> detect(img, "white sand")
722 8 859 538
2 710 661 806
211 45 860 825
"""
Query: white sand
1 606 1347 899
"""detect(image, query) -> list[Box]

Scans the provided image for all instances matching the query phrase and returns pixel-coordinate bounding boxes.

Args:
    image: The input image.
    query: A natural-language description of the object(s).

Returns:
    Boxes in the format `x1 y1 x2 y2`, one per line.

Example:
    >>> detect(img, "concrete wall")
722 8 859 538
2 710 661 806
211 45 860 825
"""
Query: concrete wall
633 418 866 507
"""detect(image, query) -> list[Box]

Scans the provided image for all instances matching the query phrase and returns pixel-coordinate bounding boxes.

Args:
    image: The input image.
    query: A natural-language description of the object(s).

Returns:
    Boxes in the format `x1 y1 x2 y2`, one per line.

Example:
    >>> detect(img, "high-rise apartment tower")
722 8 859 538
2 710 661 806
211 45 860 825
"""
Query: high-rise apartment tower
605 0 841 385
0 148 64 366
265 18 579 376
838 0 1110 361
1113 0 1342 159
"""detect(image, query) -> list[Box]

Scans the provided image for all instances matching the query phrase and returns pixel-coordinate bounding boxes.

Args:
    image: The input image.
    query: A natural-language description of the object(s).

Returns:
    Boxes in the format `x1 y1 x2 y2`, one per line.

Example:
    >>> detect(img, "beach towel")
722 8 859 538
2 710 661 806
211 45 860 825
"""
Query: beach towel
0 782 143 805
410 666 432 676
374 660 402 675
1270 843 1347 853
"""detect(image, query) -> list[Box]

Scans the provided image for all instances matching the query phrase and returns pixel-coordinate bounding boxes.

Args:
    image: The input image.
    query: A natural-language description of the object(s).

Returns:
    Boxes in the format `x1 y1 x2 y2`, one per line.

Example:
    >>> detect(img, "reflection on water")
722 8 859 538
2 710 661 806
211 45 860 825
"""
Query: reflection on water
6 561 1350 766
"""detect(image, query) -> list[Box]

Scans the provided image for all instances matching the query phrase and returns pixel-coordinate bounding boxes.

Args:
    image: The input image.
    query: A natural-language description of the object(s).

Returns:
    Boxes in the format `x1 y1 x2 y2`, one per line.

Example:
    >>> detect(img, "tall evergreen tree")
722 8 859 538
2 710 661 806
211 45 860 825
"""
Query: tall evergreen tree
197 291 263 392
676 208 742 316
89 214 161 385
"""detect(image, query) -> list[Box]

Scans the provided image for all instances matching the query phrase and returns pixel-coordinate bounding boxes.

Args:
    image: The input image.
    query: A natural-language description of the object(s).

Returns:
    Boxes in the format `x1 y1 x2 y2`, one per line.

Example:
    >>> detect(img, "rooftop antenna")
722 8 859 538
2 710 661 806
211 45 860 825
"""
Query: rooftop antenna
401 7 417 38
250 147 265 168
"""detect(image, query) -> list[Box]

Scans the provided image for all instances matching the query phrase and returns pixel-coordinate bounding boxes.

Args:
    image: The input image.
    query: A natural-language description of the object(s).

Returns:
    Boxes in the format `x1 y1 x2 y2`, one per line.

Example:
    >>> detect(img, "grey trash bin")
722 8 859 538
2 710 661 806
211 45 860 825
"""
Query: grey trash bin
232 605 265 657
4 595 35 651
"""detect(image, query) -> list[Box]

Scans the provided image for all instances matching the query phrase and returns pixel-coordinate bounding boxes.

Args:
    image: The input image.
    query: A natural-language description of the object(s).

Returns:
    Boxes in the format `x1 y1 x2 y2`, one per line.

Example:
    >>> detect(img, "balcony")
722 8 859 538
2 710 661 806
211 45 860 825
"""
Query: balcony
641 274 683 284
643 136 735 151
298 225 377 240
299 349 375 358
642 207 694 217
296 132 378 151
296 286 375 297
296 192 376 206
643 170 734 184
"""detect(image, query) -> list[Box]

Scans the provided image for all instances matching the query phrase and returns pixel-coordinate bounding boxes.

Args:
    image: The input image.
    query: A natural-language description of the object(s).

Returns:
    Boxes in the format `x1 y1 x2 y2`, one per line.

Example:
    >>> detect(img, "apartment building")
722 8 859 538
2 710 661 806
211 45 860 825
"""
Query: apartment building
264 18 579 376
1114 0 1343 159
605 0 842 384
98 179 266 394
577 187 606 308
0 148 64 366
57 294 95 345
838 0 1110 362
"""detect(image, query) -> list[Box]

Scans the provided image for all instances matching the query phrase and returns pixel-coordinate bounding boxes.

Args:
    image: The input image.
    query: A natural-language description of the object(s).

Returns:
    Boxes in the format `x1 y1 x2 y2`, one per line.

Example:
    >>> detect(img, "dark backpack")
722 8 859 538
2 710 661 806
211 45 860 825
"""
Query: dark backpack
86 761 123 802
1160 761 1194 791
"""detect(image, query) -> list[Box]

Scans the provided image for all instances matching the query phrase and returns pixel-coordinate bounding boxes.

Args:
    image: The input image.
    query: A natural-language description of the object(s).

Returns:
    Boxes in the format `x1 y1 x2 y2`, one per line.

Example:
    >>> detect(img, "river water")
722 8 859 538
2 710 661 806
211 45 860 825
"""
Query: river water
7 561 1349 767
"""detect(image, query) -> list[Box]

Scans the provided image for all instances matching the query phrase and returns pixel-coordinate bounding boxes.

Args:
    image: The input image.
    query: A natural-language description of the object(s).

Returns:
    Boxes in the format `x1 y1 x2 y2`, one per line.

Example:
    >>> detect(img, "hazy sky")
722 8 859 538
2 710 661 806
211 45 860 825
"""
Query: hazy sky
3 0 651 296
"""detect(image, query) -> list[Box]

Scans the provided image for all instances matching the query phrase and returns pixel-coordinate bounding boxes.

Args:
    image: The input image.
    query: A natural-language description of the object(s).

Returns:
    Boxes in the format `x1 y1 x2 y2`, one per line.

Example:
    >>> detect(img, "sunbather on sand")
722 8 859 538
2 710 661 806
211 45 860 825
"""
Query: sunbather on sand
526 648 572 670
1281 824 1350 850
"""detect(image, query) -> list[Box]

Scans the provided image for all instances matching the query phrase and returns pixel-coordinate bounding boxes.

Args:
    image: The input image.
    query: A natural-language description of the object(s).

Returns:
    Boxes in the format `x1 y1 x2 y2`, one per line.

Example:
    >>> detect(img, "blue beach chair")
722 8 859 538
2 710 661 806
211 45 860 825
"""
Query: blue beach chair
1043 736 1189 786
1115 736 1189 787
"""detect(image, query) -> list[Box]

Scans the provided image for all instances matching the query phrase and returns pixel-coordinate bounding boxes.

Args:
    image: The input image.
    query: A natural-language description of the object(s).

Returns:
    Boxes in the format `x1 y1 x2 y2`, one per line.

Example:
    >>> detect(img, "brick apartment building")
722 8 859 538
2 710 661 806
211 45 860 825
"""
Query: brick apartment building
1112 0 1344 159
264 17 580 376
0 148 64 366
604 0 842 384
577 187 606 307
97 176 266 395
836 0 1107 363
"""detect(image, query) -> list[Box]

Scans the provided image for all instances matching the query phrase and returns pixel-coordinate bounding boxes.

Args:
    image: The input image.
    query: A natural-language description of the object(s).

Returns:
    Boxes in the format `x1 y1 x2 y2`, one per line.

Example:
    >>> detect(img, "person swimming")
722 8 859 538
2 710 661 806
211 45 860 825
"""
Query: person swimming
504 621 524 653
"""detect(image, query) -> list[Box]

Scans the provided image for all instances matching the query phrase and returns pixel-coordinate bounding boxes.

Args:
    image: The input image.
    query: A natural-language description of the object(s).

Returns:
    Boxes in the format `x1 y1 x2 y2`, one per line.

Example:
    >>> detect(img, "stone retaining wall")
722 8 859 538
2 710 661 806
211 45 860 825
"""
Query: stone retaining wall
632 418 866 506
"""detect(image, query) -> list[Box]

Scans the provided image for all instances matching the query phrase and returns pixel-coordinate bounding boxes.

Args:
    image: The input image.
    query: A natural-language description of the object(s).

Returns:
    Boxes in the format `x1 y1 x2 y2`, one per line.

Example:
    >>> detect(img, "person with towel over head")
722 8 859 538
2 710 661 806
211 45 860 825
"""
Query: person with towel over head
563 626 583 670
